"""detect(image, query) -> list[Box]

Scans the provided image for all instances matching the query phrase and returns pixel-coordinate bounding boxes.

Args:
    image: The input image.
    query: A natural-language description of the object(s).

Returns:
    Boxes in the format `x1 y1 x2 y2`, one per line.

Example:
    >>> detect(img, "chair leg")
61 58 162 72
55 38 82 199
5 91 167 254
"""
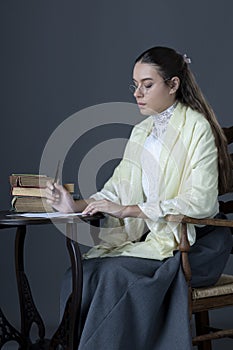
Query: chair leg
195 311 212 350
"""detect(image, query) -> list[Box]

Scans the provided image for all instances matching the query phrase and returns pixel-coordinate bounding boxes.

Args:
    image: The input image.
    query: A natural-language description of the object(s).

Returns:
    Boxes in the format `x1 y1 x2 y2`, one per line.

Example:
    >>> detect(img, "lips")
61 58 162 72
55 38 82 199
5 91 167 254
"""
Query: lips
137 102 146 107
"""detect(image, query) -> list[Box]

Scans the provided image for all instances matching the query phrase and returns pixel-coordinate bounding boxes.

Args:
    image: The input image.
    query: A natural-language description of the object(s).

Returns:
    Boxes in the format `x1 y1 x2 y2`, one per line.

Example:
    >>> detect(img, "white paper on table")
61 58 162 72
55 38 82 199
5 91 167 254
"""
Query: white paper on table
7 212 84 218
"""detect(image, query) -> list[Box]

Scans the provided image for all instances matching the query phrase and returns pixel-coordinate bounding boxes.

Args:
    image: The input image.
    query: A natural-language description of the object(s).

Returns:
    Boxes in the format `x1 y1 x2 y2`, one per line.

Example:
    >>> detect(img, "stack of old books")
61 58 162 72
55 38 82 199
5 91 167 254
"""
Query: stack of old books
10 174 54 212
10 174 75 212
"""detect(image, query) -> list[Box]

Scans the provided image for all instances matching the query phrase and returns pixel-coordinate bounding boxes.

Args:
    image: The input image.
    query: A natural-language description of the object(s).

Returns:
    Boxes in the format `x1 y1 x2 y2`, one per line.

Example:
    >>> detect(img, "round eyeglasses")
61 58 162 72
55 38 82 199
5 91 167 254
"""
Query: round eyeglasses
129 84 153 95
129 78 171 95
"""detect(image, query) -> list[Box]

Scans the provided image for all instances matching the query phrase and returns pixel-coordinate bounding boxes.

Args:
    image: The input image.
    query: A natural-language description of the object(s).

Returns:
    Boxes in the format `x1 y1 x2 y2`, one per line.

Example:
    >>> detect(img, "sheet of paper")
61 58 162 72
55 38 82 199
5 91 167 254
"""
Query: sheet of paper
7 212 85 218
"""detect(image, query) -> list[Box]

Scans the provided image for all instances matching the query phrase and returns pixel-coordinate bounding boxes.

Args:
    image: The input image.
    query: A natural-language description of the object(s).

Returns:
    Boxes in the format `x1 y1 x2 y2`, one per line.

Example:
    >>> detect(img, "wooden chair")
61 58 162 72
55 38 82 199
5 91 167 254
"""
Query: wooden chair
165 126 233 350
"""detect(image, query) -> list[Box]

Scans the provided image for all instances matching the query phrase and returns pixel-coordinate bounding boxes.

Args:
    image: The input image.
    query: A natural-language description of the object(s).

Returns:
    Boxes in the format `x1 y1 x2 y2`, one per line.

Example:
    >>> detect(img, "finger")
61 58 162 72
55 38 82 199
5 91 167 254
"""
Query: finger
82 206 92 215
82 207 99 216
46 198 60 209
54 182 63 191
46 181 59 196
45 187 59 200
46 181 54 191
91 207 100 214
46 198 56 206
45 187 54 200
46 194 59 204
82 203 97 215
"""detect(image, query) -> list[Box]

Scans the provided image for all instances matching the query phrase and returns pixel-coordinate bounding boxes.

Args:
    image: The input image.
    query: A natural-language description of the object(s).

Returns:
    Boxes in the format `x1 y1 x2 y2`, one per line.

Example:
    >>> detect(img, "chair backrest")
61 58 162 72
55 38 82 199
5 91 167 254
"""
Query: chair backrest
219 126 233 216
219 126 233 255
174 126 233 286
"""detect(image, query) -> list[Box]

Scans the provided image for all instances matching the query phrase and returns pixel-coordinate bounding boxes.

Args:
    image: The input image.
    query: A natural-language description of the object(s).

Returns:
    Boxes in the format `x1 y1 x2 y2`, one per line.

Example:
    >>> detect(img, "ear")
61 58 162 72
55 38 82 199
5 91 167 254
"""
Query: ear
169 77 180 95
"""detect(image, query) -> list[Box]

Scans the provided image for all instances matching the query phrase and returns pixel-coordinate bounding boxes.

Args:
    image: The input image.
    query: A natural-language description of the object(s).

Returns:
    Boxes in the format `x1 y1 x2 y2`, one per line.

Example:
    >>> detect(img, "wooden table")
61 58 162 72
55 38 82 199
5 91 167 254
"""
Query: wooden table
0 210 101 349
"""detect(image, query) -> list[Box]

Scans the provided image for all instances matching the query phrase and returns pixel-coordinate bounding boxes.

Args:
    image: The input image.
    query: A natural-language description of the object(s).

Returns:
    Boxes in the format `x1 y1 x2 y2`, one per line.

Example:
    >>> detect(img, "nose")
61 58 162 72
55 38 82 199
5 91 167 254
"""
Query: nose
134 86 144 98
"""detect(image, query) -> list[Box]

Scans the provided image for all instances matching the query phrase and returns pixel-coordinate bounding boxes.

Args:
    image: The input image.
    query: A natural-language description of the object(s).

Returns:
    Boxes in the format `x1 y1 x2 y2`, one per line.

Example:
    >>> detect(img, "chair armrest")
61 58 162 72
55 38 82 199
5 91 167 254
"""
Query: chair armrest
164 214 233 228
164 214 233 293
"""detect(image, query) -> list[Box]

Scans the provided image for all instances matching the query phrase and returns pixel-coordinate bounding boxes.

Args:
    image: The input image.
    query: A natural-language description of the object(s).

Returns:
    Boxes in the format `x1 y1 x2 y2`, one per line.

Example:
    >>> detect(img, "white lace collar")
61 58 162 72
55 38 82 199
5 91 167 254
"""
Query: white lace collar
151 102 177 139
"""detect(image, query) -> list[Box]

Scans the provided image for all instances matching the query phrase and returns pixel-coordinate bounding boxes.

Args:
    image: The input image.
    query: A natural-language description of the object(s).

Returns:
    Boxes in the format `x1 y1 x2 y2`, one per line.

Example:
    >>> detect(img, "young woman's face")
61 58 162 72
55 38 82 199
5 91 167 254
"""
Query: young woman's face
132 61 177 115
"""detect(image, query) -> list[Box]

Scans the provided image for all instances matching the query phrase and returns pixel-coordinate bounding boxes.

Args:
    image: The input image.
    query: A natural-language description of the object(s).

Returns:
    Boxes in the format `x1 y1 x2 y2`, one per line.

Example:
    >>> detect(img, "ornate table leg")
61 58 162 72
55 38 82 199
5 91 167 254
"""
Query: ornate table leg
0 307 27 348
15 225 47 348
49 223 83 350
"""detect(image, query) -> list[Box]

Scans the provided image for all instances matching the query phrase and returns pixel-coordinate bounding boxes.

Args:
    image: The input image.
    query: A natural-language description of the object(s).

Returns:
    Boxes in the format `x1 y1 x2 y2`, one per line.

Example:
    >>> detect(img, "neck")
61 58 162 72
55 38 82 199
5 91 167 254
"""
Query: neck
157 101 177 115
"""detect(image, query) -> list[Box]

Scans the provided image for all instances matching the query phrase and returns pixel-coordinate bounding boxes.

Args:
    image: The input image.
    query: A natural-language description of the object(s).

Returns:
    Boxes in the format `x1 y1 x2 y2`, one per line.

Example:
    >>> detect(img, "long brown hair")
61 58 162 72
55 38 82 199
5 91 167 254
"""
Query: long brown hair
135 46 232 194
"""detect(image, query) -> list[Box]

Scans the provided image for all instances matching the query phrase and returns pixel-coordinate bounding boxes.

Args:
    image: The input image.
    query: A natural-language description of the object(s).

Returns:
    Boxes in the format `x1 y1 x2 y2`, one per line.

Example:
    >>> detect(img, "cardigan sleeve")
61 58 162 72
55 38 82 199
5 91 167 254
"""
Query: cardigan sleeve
90 164 122 203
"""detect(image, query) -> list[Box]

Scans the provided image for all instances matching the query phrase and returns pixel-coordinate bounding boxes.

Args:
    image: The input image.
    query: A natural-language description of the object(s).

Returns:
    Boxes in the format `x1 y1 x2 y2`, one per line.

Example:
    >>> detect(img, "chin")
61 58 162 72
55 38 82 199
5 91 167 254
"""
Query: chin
139 107 158 116
139 110 149 116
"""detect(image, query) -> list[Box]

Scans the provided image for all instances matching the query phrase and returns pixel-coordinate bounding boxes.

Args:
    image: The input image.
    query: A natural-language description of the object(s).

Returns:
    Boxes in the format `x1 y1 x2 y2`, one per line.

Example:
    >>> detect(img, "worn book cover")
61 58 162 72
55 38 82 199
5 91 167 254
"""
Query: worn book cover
11 196 54 212
9 174 53 188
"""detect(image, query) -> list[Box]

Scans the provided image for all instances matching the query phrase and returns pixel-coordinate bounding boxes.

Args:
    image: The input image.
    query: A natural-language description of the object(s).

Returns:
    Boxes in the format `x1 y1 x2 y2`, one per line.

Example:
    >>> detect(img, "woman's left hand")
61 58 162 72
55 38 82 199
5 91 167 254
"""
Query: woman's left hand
82 199 126 218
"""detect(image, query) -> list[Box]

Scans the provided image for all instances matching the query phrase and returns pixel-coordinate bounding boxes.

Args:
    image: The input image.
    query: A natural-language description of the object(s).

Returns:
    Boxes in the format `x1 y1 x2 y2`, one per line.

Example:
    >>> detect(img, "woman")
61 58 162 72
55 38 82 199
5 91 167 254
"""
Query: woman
46 46 232 349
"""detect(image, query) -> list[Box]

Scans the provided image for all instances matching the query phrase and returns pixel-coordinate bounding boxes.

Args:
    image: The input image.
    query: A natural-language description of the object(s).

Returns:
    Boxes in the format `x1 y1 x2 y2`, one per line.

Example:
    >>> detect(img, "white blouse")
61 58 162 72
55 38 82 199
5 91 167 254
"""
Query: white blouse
141 103 177 201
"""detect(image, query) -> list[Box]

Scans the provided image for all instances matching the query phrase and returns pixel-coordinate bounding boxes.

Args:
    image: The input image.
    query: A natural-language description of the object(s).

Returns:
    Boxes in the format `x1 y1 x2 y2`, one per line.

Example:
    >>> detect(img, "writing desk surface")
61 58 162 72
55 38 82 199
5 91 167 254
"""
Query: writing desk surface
0 210 103 227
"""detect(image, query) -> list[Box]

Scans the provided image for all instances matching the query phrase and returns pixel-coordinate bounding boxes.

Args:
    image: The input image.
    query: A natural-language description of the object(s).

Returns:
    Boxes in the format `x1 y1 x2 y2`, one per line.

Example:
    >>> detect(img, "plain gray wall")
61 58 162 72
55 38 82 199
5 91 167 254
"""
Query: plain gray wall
0 1 233 349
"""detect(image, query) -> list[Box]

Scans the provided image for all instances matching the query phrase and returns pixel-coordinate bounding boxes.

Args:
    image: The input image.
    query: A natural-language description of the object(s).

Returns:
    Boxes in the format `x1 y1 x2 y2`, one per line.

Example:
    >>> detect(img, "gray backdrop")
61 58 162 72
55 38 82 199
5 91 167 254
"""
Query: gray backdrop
0 1 233 349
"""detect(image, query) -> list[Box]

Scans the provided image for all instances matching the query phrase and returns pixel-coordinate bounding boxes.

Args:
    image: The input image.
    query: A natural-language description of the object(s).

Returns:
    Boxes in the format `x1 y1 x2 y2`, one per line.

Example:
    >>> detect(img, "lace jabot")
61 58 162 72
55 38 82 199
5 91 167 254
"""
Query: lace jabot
151 102 177 139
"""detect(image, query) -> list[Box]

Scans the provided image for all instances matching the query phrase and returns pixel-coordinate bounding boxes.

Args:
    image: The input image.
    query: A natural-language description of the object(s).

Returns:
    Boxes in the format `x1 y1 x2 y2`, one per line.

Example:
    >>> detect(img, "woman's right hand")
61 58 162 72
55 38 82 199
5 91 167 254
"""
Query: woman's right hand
45 182 77 213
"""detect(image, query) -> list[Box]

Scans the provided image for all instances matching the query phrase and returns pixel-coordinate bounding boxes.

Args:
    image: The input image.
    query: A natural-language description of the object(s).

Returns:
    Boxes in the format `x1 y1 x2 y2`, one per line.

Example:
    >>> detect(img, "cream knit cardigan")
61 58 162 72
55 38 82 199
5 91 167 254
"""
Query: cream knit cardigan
84 103 219 260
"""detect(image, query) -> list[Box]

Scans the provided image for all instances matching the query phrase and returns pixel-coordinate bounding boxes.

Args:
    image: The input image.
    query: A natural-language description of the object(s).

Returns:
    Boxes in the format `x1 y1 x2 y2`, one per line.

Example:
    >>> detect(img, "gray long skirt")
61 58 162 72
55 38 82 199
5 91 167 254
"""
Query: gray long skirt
60 222 232 350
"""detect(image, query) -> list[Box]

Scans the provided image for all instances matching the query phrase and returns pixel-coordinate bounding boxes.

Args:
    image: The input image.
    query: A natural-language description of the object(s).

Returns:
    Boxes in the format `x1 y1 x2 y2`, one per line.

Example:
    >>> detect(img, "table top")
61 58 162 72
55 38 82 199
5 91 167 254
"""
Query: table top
0 210 104 227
